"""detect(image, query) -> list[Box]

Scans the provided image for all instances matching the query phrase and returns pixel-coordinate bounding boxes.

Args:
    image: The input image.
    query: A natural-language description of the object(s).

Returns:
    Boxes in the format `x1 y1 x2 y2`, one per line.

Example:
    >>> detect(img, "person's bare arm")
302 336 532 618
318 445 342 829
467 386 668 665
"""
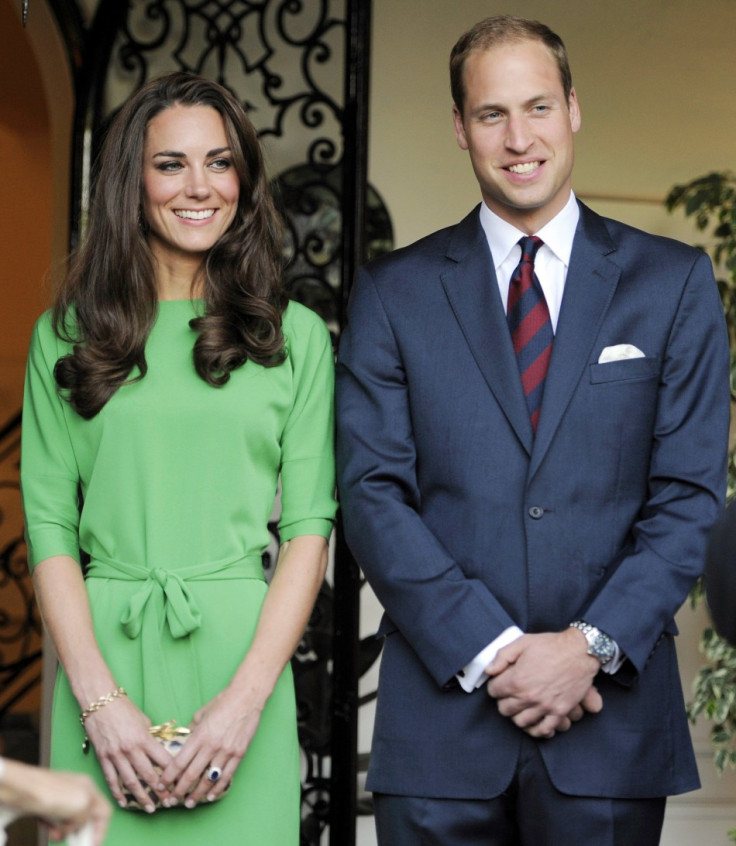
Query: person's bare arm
32 555 175 811
0 757 111 845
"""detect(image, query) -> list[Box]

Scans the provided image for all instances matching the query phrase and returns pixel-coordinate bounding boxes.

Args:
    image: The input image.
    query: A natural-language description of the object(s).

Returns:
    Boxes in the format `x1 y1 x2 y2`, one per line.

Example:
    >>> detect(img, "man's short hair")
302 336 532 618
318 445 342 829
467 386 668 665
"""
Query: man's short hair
450 15 573 116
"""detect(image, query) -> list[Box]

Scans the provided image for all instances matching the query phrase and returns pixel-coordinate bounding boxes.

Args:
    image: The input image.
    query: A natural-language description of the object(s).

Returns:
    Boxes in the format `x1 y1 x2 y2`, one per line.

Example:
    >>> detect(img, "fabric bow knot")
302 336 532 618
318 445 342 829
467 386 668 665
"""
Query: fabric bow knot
121 567 202 640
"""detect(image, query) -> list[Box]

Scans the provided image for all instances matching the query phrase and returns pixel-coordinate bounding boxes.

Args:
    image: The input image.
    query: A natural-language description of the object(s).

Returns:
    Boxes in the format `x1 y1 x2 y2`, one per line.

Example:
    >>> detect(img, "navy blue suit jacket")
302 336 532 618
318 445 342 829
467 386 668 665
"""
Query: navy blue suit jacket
336 202 730 800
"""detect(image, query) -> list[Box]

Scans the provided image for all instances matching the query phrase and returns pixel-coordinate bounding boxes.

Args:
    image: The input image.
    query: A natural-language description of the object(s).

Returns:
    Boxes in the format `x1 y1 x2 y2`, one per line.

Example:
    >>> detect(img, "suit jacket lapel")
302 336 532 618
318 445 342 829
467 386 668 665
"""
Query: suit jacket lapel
440 208 534 454
530 203 621 477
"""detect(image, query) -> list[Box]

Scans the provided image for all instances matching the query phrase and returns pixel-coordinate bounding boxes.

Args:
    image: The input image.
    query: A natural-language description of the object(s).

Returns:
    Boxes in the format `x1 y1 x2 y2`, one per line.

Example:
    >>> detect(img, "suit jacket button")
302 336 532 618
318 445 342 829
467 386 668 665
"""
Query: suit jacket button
528 506 544 519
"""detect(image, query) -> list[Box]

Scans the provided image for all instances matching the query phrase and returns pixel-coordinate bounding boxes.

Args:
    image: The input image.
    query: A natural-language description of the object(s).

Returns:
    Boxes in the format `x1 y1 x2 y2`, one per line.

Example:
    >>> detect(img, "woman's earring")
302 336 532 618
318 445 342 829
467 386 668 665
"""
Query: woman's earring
138 208 148 233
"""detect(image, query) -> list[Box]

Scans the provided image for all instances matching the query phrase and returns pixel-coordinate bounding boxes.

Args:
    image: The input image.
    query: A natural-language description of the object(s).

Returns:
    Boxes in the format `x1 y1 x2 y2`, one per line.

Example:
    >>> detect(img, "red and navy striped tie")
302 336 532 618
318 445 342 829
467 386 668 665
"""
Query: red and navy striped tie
507 236 553 433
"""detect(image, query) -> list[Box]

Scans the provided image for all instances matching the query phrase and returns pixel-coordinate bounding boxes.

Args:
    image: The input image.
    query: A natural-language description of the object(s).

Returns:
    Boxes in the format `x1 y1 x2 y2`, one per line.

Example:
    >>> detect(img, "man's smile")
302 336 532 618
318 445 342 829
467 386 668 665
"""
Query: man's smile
507 161 541 174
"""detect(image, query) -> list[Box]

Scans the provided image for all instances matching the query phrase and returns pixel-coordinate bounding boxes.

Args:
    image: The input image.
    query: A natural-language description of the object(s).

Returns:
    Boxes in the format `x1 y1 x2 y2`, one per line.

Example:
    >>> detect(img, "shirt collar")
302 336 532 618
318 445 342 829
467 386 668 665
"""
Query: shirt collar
479 192 580 270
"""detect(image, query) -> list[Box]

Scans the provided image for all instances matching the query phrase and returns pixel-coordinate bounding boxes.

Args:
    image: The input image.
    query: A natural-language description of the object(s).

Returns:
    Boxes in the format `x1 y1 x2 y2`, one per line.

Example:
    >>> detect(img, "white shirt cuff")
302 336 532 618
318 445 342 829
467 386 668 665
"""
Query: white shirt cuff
600 642 624 674
456 626 524 692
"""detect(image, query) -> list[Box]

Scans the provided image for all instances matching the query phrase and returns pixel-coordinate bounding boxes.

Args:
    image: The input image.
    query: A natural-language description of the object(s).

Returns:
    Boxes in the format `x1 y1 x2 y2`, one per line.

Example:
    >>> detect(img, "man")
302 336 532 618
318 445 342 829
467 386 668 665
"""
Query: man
336 14 730 846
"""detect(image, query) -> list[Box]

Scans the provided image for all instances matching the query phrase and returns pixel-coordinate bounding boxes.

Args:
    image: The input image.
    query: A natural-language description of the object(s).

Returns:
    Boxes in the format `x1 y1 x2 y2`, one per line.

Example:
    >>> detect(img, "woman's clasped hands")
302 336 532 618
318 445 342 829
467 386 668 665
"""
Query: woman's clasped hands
85 683 265 812
156 684 265 808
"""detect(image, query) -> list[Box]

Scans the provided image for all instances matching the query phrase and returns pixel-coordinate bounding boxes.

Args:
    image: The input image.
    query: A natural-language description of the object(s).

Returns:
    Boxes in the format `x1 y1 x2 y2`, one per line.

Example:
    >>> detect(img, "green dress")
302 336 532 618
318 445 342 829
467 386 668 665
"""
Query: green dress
21 299 337 844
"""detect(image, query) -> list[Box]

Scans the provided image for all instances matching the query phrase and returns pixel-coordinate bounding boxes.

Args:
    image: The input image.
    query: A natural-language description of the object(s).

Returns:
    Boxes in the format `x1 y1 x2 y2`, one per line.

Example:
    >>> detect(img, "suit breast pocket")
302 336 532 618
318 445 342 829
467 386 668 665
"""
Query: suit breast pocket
583 355 661 498
589 356 660 384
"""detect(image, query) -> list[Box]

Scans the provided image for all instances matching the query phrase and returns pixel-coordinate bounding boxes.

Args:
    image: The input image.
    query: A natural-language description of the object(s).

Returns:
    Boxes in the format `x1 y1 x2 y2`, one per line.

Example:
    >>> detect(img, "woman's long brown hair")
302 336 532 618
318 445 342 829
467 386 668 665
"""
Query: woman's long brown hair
53 72 287 419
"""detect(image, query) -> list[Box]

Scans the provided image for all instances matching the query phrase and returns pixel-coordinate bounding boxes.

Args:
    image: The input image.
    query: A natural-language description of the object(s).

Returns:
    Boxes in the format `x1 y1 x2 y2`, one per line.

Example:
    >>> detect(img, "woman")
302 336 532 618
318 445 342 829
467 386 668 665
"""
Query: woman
21 72 336 844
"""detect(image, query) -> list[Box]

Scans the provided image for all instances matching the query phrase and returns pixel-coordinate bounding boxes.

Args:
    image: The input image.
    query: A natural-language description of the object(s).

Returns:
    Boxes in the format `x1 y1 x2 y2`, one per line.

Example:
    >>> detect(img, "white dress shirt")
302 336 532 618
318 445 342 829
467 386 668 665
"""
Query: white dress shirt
457 192 622 691
479 190 579 330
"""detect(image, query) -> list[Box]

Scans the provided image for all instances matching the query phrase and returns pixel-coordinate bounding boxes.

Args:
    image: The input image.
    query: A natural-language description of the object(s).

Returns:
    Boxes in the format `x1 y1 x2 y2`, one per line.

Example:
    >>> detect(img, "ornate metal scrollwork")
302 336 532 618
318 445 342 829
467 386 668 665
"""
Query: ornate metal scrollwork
273 162 393 337
0 413 42 723
98 0 345 174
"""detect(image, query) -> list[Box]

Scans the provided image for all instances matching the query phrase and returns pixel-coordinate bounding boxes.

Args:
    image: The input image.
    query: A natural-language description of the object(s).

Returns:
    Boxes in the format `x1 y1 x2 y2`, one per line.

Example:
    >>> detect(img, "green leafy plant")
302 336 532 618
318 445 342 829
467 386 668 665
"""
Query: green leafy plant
688 627 736 771
666 172 736 349
666 171 736 842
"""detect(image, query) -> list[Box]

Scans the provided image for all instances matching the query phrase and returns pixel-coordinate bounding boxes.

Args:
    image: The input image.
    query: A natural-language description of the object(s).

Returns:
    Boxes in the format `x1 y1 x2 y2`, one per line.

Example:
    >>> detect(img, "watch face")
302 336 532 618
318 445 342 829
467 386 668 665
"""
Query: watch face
591 633 615 662
570 621 615 663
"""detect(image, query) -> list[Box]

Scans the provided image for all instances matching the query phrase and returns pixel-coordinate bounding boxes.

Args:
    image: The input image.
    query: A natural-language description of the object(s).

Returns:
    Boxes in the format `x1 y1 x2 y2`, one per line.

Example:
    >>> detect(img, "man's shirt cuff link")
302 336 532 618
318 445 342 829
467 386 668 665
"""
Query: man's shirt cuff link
457 626 524 692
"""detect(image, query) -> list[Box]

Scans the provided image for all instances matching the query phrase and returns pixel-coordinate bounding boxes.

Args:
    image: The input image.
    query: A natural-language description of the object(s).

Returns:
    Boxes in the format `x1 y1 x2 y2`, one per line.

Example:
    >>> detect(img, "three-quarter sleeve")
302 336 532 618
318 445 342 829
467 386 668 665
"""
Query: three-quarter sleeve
278 304 337 542
20 313 81 568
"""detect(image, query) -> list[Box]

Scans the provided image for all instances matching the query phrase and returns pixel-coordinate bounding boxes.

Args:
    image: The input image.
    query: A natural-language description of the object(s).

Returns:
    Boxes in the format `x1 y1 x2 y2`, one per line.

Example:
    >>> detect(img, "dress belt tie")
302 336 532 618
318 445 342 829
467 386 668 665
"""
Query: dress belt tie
86 554 265 641
84 555 265 720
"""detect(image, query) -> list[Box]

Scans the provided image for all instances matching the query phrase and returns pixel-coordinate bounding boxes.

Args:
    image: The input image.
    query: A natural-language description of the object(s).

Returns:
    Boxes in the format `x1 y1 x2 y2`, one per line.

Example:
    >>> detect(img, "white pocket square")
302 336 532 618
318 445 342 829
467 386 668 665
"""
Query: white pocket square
598 344 646 364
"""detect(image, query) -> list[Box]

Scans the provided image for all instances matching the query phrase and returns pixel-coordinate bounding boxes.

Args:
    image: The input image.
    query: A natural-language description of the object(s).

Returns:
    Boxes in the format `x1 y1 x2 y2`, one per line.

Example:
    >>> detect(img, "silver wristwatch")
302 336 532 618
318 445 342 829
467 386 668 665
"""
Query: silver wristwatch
569 620 616 664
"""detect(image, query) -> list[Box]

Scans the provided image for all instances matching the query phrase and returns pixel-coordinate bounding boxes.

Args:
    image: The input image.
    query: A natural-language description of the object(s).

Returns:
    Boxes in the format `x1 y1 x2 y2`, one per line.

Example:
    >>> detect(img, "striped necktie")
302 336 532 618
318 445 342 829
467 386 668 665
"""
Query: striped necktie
506 236 553 433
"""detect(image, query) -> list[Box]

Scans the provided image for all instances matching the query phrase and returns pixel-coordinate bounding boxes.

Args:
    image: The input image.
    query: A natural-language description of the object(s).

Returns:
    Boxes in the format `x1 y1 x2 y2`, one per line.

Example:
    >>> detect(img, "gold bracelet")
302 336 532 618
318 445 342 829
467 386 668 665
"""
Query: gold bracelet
80 686 127 725
80 686 127 753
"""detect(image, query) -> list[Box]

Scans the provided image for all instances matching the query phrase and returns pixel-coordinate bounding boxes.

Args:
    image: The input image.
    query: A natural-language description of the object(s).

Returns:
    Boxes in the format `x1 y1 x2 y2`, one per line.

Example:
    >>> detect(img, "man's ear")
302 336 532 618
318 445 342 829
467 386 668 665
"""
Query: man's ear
568 87 581 133
452 104 469 151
